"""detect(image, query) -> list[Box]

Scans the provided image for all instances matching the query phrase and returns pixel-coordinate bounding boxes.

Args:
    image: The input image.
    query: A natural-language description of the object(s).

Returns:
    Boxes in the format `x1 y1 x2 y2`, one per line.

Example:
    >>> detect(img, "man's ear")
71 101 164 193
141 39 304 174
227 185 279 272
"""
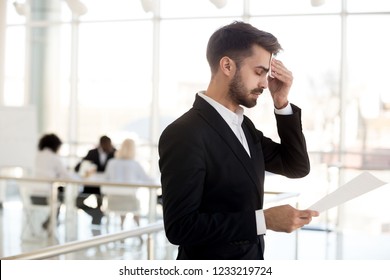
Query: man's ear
219 56 235 76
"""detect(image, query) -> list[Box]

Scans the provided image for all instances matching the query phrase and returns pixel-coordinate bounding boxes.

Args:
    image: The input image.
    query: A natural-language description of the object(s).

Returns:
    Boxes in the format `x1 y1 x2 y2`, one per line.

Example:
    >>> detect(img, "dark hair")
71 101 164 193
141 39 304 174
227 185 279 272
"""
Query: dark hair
206 21 282 74
38 133 62 153
99 135 111 145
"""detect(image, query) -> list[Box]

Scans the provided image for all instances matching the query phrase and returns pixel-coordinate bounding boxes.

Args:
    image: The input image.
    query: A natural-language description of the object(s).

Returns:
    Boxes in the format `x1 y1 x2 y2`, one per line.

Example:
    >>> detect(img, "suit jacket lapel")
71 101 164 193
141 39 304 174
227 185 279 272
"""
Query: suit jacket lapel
193 95 262 192
242 121 264 207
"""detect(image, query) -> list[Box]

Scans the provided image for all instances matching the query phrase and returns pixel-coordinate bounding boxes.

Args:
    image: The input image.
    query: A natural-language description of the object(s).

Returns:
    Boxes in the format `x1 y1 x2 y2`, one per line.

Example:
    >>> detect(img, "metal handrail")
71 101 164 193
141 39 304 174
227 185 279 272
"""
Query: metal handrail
0 175 161 237
264 191 300 204
1 222 164 260
0 175 161 189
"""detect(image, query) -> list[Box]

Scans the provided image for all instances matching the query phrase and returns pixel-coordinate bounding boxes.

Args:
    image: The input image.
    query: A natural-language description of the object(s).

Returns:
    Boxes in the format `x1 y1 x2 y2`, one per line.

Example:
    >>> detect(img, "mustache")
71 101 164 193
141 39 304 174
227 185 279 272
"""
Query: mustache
250 88 263 94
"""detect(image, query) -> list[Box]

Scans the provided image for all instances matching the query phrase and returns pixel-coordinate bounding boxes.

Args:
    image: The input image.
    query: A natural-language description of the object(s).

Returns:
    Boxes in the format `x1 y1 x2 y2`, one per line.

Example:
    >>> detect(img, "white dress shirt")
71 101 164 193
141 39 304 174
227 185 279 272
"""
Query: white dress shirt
98 147 108 166
198 91 293 235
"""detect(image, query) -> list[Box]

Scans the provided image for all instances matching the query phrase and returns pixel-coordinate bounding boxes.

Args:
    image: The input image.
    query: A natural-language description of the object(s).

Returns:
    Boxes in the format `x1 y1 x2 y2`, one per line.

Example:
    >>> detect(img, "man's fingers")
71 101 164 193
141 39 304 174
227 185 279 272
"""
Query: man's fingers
299 210 320 219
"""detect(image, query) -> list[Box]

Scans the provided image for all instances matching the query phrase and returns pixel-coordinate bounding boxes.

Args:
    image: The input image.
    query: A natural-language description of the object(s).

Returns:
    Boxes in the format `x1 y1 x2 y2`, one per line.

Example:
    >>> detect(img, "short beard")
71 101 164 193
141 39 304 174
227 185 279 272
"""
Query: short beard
228 71 260 108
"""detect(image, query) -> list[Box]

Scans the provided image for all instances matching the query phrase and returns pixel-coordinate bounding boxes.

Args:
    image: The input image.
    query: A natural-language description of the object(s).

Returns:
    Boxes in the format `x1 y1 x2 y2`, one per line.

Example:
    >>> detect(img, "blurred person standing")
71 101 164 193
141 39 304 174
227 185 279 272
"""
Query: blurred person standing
74 135 115 225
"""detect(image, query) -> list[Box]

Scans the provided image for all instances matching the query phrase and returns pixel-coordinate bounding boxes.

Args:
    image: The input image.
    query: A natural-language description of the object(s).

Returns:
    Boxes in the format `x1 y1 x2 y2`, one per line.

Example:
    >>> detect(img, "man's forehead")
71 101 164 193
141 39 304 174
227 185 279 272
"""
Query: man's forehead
243 46 271 67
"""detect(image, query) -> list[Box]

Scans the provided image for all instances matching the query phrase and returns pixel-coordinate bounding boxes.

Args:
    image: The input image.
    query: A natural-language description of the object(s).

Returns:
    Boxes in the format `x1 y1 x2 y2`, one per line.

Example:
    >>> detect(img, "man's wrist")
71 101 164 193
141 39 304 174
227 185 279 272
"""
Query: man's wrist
274 102 293 115
274 100 289 110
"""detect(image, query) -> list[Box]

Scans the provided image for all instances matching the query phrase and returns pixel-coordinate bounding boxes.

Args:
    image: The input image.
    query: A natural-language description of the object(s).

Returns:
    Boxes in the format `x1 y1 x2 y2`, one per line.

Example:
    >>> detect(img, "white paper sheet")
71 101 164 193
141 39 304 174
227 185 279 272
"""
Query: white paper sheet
308 171 387 212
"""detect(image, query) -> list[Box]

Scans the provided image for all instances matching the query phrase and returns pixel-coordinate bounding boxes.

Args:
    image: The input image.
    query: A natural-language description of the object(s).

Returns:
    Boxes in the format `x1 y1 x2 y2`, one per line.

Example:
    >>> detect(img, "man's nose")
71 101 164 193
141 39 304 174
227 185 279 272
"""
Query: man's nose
258 77 268 89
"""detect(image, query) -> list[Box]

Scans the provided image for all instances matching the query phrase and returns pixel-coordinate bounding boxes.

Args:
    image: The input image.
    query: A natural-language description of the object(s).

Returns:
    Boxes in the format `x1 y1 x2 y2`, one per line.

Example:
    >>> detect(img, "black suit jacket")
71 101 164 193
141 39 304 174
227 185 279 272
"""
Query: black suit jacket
75 148 114 172
75 148 115 194
158 94 310 260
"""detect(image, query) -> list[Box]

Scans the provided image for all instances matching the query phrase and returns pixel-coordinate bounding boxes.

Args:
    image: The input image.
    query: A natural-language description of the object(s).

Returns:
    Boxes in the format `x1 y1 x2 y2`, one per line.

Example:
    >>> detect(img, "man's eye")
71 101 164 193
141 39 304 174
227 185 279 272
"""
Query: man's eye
256 71 264 76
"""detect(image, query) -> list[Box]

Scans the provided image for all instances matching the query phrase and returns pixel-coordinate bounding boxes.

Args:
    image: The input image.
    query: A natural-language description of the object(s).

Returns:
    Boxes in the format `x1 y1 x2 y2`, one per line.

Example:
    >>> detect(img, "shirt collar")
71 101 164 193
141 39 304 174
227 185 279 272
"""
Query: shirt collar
198 91 244 126
98 147 106 155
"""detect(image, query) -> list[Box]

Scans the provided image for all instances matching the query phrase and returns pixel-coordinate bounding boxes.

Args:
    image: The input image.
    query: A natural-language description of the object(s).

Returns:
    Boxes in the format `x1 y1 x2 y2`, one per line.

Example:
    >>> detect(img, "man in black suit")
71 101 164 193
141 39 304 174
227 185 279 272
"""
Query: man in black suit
158 21 319 260
75 135 115 225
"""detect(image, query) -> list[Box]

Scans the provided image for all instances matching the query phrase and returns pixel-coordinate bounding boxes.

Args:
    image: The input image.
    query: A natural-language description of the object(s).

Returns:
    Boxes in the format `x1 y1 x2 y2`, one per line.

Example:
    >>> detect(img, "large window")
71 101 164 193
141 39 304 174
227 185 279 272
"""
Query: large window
3 26 25 106
3 0 390 259
77 21 153 143
159 18 225 124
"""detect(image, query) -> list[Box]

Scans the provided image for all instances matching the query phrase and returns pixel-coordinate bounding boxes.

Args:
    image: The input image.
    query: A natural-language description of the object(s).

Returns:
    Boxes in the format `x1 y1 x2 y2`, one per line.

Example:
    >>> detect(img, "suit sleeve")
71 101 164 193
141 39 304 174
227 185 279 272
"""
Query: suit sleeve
74 150 96 172
261 103 310 178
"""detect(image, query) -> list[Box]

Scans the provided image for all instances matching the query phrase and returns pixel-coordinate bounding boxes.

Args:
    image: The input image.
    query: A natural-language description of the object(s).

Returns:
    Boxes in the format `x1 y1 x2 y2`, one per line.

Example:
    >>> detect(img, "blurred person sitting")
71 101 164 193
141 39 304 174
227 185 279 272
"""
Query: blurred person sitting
102 138 154 229
74 135 115 225
33 133 78 230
